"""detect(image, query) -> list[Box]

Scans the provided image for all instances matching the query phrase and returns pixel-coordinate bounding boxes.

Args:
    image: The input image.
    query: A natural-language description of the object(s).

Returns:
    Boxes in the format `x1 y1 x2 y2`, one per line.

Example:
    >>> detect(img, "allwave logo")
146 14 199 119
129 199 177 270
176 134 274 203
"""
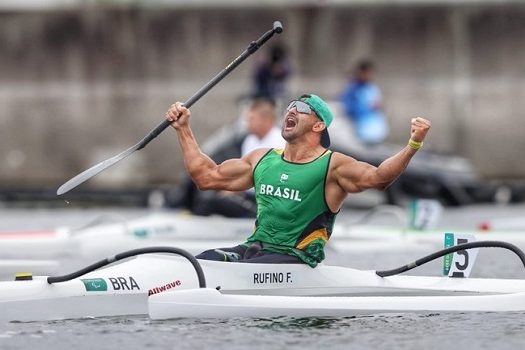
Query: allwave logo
148 280 182 296
81 278 108 292
259 184 302 202
280 173 289 183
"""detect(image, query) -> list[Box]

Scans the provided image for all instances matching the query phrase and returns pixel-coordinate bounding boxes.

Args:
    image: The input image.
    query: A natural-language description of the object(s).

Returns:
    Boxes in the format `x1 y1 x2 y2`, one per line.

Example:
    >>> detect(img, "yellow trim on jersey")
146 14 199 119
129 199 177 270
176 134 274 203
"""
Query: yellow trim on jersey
273 148 332 157
296 228 328 249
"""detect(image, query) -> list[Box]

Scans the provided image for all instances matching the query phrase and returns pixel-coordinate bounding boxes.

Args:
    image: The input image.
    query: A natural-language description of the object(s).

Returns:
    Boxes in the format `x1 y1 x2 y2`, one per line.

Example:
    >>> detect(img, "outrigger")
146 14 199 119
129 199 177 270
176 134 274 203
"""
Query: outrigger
1 241 525 322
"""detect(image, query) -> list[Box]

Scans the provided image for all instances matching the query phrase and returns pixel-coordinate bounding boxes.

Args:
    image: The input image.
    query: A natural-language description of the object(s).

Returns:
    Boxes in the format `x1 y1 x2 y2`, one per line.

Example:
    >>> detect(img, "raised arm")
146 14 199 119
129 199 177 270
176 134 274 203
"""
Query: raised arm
327 117 431 209
166 102 266 191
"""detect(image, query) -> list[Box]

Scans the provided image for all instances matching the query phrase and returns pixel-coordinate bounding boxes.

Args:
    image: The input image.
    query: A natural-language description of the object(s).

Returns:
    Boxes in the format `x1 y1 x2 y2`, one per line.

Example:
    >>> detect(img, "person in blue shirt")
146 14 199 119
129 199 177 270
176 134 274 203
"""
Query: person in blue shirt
339 60 389 145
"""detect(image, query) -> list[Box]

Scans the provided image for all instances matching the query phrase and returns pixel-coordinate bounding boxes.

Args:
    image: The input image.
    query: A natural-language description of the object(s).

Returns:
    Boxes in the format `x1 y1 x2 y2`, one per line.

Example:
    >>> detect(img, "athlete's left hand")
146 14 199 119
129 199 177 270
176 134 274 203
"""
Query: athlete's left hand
410 117 431 142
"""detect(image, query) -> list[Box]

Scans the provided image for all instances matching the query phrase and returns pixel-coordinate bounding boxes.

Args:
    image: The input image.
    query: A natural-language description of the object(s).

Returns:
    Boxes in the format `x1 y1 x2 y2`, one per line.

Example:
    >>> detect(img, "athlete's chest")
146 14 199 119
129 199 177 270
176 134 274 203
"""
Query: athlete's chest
254 156 327 194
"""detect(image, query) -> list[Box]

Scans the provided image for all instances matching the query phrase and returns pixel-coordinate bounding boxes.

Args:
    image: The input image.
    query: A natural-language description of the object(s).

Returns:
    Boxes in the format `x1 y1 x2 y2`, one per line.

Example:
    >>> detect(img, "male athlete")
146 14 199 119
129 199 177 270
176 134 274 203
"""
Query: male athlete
166 94 430 267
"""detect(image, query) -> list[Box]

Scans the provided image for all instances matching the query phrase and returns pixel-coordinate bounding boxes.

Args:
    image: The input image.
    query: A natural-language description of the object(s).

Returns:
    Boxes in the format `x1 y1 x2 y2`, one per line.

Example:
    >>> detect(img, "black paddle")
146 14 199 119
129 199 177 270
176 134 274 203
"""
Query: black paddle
57 21 283 196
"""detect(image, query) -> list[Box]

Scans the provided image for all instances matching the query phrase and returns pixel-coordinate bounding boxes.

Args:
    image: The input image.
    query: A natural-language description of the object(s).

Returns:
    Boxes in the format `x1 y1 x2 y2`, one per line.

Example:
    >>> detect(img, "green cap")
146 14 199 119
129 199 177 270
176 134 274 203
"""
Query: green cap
299 94 333 147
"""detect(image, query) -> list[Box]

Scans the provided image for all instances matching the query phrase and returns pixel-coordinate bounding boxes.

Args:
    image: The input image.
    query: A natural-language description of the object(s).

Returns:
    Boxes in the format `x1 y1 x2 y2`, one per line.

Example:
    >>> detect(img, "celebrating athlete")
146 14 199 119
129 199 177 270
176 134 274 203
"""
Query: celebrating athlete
166 94 431 267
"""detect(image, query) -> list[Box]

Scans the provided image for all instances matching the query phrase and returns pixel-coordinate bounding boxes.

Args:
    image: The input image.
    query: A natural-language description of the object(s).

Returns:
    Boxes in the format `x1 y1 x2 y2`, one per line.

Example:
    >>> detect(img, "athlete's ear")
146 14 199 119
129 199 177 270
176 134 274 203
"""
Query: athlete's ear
312 121 327 133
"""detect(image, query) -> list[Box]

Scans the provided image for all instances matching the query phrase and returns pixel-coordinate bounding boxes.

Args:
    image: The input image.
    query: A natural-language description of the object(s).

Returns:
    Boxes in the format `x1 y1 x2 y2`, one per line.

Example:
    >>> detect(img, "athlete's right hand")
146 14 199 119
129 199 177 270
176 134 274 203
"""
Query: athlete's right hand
166 102 190 129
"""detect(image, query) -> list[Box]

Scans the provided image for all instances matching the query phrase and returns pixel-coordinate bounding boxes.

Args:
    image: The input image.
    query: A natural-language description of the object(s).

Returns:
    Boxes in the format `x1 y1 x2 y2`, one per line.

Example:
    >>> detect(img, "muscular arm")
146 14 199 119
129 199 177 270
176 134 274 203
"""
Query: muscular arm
166 102 266 191
327 117 431 209
332 146 417 193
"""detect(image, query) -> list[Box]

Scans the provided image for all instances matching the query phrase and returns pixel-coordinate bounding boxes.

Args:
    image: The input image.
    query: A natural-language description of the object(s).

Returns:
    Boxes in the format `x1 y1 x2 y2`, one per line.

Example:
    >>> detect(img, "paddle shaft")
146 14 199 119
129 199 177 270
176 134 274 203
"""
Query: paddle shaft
137 22 282 150
57 21 283 195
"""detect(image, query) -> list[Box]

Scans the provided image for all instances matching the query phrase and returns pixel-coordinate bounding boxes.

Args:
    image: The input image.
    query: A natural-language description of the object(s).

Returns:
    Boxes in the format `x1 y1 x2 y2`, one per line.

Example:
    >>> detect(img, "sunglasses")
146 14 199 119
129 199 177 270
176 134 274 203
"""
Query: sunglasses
286 100 314 115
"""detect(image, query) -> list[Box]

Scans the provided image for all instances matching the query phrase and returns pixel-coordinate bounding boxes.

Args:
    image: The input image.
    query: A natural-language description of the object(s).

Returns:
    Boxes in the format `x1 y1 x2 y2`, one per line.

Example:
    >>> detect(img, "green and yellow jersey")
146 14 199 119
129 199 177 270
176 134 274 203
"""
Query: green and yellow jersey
246 148 337 267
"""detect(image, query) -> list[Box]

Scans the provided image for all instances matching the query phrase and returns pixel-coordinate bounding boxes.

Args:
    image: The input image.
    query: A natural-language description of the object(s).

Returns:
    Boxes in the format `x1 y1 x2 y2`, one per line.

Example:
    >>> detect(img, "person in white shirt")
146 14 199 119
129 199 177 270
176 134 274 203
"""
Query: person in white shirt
241 98 286 156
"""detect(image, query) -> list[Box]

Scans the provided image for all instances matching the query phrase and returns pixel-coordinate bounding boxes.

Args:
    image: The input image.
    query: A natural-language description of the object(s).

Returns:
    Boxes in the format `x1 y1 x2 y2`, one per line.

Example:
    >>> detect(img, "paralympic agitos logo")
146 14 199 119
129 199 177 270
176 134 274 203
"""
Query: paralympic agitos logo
81 278 108 291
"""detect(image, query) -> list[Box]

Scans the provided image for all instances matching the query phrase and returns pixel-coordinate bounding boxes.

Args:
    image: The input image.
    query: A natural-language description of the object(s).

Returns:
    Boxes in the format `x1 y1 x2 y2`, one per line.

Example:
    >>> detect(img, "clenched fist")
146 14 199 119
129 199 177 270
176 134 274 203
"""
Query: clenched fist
410 117 431 143
166 102 190 129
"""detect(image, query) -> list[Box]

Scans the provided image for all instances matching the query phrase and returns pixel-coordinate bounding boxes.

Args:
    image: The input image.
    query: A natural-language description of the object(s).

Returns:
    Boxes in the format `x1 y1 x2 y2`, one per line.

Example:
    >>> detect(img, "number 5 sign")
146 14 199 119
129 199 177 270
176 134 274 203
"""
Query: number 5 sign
443 232 479 278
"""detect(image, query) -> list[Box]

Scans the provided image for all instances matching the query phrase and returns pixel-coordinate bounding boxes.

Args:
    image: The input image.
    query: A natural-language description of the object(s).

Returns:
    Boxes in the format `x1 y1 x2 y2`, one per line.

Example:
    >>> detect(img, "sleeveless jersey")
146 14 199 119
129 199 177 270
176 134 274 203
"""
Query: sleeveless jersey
246 148 337 267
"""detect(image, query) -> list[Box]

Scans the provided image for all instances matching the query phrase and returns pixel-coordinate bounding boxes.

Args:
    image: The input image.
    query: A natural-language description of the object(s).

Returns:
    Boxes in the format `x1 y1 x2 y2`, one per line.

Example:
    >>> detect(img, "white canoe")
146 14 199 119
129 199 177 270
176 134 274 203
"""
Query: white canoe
0 212 254 260
0 259 60 280
2 253 525 322
0 212 435 266
149 288 525 320
337 224 525 251
0 228 72 259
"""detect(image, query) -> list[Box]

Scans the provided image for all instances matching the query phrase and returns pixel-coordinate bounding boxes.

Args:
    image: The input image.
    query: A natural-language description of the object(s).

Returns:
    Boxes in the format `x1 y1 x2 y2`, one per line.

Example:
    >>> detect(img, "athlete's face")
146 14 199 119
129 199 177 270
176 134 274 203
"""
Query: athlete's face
281 101 319 143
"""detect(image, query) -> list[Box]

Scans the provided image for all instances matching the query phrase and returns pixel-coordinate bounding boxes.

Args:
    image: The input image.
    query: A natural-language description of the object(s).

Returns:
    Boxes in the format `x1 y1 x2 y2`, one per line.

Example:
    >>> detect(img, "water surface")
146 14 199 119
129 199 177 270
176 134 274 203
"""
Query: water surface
1 205 525 349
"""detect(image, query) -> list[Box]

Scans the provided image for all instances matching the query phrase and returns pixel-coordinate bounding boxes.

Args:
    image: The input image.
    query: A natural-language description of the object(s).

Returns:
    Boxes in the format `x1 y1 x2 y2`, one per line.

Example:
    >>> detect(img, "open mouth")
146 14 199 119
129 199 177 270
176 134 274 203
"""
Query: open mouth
284 117 297 130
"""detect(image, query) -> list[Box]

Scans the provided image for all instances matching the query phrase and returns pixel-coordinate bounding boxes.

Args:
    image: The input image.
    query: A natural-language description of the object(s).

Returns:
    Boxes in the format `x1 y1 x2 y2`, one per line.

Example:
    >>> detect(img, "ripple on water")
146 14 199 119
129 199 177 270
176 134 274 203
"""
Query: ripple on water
1 312 525 350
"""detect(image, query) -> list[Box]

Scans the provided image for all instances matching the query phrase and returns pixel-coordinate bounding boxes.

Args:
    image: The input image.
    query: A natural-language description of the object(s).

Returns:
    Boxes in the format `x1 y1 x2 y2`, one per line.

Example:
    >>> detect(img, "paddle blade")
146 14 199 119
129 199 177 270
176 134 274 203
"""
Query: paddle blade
57 146 137 195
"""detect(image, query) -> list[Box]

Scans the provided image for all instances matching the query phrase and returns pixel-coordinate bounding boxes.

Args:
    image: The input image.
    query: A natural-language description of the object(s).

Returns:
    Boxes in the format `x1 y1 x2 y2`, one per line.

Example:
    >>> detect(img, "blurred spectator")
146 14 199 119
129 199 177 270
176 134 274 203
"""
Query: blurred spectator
339 59 389 145
251 45 292 102
241 97 285 156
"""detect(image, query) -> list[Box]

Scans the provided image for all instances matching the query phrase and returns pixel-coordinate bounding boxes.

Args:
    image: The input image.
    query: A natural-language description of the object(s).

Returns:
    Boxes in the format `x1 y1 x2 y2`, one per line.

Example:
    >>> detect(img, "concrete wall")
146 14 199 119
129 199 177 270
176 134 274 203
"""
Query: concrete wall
0 4 524 189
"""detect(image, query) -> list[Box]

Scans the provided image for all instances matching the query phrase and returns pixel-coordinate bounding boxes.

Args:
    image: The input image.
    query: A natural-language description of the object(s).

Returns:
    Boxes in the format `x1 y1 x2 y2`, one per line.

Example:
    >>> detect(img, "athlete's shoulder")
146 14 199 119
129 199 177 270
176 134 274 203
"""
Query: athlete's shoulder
244 147 275 165
328 151 359 168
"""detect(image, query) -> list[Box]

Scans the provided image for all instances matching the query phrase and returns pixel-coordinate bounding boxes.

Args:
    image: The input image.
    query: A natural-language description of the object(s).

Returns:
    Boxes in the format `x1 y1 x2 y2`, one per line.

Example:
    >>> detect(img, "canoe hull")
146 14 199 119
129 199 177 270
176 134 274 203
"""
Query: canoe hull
149 288 525 319
2 255 525 322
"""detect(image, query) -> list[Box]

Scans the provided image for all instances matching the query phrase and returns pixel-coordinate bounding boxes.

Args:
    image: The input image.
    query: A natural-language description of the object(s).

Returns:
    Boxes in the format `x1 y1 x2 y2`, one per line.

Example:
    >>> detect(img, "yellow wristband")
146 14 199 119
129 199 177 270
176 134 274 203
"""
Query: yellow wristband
408 138 423 150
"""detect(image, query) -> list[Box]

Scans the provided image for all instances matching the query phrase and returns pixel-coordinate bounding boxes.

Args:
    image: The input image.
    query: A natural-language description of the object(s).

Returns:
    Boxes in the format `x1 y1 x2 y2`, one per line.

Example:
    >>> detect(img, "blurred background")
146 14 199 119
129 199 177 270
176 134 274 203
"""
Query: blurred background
1 0 524 209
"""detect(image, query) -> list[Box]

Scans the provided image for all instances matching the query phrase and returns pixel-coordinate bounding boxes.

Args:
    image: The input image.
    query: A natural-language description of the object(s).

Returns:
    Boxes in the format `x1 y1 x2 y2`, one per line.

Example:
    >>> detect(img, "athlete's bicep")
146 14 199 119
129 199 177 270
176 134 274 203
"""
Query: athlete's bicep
213 158 254 190
199 148 267 191
331 153 378 193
